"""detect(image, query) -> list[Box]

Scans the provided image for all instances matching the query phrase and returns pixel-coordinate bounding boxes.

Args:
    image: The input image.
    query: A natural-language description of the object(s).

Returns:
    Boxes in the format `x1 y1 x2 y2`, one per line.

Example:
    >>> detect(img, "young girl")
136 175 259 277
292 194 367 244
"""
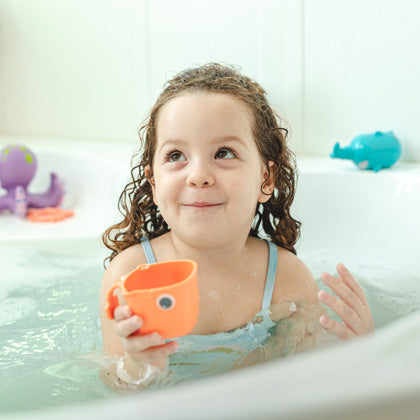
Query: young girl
99 63 374 390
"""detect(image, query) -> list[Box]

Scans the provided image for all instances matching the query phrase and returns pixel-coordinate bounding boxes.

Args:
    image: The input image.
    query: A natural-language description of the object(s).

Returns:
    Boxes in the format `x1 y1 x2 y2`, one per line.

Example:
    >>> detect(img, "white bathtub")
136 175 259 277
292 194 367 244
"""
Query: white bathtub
1 139 420 420
0 139 133 252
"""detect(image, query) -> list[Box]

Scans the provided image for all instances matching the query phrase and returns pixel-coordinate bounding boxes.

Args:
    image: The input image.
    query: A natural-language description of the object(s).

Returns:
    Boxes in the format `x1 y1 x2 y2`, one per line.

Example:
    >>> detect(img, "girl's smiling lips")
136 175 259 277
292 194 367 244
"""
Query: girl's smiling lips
181 202 224 208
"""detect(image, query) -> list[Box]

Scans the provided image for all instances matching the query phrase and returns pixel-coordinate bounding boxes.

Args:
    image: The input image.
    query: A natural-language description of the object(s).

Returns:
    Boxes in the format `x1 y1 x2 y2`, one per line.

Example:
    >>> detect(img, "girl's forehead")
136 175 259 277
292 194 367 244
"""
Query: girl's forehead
161 91 250 111
156 92 254 140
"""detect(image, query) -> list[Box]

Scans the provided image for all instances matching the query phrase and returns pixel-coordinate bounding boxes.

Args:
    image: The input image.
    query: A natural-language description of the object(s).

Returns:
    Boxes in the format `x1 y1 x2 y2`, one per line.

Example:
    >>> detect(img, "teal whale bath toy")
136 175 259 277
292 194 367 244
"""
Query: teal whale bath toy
330 131 402 172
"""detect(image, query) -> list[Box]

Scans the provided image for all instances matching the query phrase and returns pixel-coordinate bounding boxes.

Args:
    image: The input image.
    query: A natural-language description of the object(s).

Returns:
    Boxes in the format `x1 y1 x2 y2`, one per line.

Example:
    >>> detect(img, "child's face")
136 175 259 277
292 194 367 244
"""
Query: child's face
150 92 273 246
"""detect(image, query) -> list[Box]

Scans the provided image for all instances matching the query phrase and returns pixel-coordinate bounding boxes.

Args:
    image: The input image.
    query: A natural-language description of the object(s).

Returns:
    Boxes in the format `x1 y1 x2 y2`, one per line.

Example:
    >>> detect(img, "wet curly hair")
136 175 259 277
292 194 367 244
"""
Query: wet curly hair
103 63 300 264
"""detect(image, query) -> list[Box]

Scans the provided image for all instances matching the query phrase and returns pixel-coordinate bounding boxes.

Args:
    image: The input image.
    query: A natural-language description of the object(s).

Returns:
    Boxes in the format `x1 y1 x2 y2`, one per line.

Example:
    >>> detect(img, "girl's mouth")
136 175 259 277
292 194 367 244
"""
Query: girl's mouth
182 202 223 208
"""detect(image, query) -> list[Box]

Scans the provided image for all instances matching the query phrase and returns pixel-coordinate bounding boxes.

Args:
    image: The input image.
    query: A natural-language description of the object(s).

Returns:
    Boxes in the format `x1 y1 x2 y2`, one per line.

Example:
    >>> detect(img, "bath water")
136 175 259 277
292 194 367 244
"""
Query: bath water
1 246 419 413
0 247 114 412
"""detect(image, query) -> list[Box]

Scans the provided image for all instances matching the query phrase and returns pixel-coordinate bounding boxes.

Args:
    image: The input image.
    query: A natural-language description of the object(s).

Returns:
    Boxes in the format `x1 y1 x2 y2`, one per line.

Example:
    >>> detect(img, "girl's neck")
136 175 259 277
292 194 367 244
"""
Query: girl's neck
166 231 252 272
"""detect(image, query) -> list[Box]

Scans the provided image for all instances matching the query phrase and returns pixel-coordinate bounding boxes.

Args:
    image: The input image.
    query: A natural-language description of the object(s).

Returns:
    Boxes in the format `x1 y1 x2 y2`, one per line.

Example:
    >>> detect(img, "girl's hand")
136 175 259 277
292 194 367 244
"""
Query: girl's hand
318 263 375 339
114 305 178 366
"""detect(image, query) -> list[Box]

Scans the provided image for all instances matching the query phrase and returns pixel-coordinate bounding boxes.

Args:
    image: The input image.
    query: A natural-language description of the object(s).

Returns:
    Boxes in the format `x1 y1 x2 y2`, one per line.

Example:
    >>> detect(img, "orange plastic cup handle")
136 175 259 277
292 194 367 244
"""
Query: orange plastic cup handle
105 282 122 320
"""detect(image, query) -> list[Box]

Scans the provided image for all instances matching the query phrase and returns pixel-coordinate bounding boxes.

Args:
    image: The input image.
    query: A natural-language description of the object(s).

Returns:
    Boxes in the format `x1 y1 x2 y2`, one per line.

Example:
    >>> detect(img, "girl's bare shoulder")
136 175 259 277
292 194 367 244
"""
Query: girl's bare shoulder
272 246 319 305
101 244 148 288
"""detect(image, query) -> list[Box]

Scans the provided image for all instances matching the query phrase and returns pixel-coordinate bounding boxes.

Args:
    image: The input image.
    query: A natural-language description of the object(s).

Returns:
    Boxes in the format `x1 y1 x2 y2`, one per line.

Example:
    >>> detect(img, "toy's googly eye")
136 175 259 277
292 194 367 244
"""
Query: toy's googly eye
156 294 175 310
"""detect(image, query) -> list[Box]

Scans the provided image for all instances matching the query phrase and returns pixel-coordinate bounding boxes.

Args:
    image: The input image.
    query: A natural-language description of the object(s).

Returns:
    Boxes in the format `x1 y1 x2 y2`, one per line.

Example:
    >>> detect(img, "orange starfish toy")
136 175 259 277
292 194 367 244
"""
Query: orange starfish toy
26 207 74 223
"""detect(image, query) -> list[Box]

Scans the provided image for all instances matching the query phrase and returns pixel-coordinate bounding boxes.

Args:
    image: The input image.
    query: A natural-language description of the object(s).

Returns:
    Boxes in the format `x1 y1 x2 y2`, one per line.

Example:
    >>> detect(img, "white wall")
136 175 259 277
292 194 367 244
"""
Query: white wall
303 0 420 162
0 0 149 143
1 0 419 161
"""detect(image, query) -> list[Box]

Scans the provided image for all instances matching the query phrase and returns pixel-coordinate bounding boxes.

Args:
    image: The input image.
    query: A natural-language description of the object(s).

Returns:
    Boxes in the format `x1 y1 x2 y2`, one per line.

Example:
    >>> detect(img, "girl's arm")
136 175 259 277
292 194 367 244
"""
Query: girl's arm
254 252 336 361
273 250 374 340
261 252 374 360
99 246 178 390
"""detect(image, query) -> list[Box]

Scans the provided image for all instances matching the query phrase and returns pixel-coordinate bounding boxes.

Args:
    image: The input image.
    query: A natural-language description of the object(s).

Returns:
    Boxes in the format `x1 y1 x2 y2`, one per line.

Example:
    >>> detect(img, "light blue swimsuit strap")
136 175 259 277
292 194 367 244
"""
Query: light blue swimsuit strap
261 240 278 312
140 237 157 264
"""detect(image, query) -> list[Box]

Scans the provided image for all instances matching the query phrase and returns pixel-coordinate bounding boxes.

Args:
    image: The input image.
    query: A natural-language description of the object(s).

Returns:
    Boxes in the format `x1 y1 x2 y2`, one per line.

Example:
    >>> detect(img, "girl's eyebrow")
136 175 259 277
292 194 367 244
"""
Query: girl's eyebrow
157 139 187 151
214 136 250 151
216 136 246 144
158 136 247 151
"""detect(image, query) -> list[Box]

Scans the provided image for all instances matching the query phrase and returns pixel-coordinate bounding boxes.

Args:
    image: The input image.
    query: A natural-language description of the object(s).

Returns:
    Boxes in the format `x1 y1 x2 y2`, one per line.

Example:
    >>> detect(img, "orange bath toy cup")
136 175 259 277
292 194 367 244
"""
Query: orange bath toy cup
105 260 199 339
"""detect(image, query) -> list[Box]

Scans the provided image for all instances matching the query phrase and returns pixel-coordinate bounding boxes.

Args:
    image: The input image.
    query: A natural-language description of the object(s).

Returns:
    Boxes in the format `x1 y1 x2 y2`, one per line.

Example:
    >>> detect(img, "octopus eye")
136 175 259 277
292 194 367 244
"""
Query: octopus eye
156 294 176 311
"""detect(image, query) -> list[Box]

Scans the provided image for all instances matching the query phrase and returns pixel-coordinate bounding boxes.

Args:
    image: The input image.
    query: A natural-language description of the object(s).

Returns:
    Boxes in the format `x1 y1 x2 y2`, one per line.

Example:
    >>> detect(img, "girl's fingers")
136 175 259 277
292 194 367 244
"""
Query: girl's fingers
115 314 143 338
123 331 165 353
320 271 362 309
112 304 180 364
318 290 359 331
319 315 355 340
318 265 375 337
134 341 179 362
336 263 368 304
113 305 133 321
122 330 179 362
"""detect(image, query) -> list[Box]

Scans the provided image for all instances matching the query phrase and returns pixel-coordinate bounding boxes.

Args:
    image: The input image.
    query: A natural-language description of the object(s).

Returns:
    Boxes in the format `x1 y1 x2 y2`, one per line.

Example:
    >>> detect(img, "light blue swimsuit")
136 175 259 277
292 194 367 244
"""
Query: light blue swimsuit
140 238 277 383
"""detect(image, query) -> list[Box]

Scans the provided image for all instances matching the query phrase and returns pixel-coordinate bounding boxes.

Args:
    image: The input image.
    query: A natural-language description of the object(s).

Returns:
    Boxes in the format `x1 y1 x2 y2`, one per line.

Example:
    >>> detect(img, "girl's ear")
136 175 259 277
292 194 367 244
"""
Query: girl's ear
145 165 158 205
258 161 276 203
145 165 155 186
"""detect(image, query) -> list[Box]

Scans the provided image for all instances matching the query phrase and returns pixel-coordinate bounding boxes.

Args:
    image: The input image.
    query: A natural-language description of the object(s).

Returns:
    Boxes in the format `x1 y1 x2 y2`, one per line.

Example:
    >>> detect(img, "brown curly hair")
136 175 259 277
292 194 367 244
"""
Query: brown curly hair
103 63 300 264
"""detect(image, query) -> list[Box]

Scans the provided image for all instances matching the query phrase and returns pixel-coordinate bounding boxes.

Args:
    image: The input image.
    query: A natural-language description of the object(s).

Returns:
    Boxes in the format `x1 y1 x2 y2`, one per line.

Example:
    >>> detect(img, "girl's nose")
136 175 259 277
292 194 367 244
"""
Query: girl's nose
186 161 215 188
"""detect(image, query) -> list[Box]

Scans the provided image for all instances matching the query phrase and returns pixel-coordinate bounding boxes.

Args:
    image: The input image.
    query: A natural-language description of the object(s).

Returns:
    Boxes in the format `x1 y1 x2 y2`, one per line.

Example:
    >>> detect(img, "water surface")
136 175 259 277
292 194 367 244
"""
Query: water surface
1 246 419 412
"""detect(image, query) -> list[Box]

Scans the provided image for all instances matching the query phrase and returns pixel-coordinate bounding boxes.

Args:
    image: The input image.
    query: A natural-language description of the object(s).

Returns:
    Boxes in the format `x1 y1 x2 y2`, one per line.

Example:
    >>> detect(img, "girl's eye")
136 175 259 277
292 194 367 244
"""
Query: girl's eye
166 150 186 162
215 147 236 160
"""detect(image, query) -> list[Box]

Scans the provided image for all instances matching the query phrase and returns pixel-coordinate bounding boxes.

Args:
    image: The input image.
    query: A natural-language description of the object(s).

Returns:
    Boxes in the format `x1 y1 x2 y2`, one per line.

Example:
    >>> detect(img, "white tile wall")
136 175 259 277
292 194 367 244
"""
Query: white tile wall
0 0 419 161
146 0 302 150
0 0 149 143
0 0 302 150
303 0 420 162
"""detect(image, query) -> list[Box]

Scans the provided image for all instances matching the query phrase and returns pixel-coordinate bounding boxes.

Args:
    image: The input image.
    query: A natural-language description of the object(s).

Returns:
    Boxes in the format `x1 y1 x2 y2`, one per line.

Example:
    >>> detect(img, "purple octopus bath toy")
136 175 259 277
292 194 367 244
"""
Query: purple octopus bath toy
0 144 64 217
